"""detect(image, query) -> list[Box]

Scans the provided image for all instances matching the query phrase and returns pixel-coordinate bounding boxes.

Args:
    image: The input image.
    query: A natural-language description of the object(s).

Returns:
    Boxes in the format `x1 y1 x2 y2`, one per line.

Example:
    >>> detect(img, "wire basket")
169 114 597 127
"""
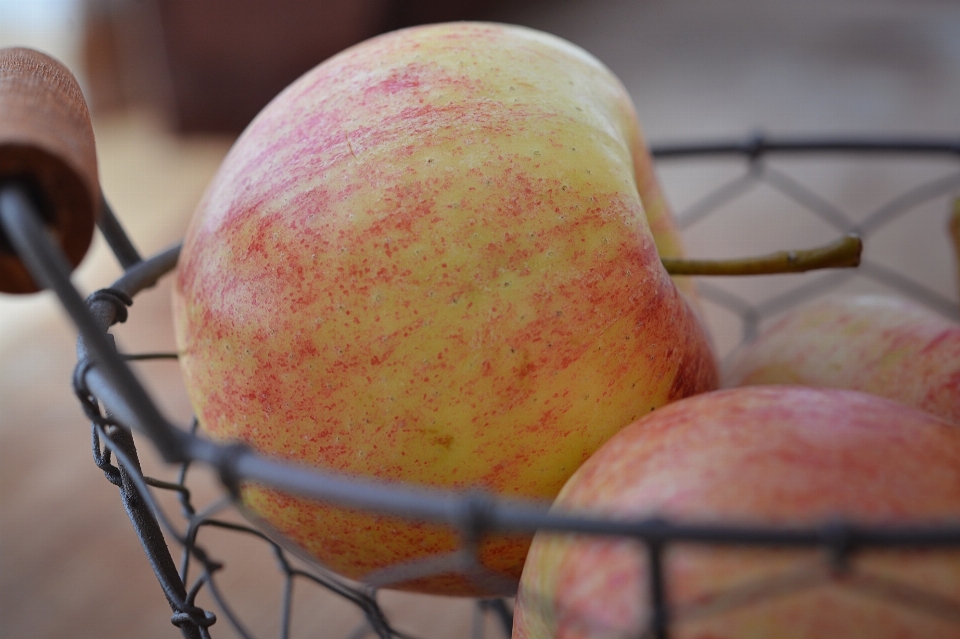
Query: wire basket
2 52 959 637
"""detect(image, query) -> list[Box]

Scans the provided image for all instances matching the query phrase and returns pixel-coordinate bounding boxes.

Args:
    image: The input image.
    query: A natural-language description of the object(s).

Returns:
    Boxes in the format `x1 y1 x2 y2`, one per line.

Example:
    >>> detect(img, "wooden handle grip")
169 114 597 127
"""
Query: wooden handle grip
1 47 99 294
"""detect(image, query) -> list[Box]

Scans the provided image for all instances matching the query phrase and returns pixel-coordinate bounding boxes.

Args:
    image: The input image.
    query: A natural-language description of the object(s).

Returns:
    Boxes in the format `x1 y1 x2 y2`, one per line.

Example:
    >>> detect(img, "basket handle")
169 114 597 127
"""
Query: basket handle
0 47 99 294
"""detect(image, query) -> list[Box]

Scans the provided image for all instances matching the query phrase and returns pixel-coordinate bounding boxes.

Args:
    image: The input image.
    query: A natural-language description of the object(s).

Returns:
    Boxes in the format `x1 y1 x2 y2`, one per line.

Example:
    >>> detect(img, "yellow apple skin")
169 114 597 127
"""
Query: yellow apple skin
723 295 960 425
514 386 960 639
172 22 718 595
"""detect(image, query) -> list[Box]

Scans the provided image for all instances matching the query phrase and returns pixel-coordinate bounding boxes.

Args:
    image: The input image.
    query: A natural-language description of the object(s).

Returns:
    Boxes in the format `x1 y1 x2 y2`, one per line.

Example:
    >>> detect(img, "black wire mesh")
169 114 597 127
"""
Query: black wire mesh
656 134 960 346
3 134 960 639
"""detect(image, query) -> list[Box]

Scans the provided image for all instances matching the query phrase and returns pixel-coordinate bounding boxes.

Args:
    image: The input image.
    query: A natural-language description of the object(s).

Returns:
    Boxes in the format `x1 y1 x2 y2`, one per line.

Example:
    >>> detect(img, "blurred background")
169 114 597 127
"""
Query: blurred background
1 1 958 637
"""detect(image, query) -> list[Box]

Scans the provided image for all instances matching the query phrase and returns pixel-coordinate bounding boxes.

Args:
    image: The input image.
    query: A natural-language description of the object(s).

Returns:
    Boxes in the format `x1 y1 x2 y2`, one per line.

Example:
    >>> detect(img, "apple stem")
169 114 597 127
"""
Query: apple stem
661 234 862 276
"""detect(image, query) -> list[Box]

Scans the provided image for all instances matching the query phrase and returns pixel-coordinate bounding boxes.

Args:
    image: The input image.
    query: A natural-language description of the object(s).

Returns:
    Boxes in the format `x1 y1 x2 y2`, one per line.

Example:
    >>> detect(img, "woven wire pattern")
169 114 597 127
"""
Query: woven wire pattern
58 135 960 638
659 136 960 349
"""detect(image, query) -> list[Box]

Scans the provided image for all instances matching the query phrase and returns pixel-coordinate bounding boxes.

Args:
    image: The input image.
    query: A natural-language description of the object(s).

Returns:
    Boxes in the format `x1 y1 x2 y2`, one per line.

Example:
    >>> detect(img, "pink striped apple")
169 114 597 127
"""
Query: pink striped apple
515 386 960 639
723 294 960 425
173 22 718 595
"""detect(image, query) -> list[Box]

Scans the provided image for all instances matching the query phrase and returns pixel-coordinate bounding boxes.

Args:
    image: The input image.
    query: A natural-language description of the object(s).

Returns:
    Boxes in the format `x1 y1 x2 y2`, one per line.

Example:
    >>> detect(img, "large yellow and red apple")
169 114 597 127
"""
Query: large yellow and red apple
514 386 960 638
724 294 960 425
172 22 718 595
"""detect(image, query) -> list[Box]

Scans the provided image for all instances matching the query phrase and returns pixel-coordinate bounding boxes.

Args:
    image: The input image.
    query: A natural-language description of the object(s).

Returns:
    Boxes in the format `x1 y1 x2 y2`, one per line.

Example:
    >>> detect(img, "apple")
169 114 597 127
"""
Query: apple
722 294 960 425
172 22 718 596
514 386 960 639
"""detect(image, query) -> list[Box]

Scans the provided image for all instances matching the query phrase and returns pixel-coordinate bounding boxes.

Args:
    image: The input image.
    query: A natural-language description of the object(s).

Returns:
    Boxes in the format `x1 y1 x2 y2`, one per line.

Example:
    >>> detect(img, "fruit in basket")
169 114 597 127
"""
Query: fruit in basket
723 294 960 424
514 386 960 639
172 22 718 596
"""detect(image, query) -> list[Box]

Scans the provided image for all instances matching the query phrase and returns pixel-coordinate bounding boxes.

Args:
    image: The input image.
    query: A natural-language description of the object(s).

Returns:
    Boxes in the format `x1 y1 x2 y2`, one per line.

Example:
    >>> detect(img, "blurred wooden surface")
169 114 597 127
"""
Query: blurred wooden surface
2 1 960 637
153 0 392 132
82 0 511 133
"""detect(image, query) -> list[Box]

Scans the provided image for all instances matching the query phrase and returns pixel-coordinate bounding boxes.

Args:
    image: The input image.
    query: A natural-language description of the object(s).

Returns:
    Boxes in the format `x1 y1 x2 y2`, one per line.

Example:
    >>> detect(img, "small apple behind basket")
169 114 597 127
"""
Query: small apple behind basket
513 386 960 639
